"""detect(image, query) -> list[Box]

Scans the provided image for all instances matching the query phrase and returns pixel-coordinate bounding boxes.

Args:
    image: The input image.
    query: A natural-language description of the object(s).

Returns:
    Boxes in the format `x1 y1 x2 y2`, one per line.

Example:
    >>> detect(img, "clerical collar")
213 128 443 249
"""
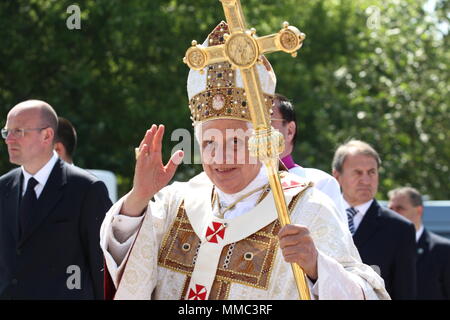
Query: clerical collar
214 166 268 219
281 155 300 170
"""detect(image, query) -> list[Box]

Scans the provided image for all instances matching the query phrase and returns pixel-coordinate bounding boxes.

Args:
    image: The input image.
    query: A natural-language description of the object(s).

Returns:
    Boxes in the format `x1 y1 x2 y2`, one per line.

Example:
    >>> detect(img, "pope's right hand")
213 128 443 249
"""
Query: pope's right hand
121 124 184 217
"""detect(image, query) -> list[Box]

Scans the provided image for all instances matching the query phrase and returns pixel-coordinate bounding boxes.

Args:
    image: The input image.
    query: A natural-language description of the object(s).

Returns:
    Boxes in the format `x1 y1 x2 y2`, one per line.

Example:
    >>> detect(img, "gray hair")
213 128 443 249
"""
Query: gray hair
332 139 381 173
388 187 423 207
193 120 253 144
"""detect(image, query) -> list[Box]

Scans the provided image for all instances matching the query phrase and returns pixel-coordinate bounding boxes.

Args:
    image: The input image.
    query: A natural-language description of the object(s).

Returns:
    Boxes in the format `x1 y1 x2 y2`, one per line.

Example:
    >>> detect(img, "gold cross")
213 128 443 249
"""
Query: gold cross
183 0 310 300
183 0 305 129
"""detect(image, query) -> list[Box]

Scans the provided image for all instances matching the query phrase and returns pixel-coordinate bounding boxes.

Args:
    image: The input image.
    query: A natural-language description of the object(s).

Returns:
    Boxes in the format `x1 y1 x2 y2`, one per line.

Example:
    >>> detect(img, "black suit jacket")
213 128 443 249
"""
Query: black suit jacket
0 159 112 299
353 199 417 299
416 229 450 300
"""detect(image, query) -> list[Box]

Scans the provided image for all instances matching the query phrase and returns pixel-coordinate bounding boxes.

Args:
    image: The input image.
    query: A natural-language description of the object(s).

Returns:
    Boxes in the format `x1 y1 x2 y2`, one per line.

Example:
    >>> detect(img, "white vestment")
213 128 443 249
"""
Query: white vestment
289 166 346 223
100 171 390 300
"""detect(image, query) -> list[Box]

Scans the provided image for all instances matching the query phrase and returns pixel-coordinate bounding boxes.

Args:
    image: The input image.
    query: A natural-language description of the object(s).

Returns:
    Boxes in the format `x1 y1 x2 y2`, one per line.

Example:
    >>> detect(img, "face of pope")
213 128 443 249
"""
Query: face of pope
198 119 262 194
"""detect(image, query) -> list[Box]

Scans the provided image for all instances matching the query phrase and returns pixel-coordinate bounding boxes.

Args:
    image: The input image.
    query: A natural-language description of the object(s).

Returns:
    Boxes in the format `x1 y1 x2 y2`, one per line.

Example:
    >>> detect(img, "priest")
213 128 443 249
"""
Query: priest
100 22 389 300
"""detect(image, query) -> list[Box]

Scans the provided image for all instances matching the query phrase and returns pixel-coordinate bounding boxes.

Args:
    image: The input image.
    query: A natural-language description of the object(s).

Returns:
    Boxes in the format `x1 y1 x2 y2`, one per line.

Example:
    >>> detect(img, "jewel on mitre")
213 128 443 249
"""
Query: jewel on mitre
212 94 225 110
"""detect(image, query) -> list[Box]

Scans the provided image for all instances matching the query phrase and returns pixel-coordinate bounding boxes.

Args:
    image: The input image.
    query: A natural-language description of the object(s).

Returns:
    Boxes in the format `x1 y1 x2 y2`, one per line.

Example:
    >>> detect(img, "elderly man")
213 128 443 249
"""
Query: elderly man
0 100 112 299
332 140 417 299
100 22 389 300
388 187 450 300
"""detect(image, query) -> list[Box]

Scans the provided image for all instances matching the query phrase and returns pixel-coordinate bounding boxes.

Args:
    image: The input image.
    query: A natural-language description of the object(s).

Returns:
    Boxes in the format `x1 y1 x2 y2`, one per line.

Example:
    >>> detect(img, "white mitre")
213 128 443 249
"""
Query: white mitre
186 21 277 125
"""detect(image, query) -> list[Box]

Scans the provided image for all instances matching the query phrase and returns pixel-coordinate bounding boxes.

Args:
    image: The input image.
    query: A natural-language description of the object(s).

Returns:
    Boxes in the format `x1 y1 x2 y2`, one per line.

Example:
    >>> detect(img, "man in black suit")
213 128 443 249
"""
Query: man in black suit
388 187 450 300
0 100 112 299
332 139 417 299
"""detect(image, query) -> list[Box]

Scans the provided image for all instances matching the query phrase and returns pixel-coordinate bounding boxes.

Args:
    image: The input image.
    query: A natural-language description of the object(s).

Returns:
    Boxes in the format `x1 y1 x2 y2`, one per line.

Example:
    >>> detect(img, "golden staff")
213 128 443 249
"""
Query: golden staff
183 0 309 299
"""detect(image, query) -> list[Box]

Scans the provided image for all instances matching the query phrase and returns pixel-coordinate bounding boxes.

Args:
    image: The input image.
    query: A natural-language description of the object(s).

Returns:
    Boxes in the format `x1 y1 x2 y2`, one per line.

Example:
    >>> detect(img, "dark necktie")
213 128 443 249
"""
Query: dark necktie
346 207 358 235
19 177 38 237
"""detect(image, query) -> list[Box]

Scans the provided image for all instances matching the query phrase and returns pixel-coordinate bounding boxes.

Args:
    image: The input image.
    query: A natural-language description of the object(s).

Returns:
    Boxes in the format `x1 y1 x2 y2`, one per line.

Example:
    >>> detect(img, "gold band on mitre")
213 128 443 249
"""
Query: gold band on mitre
187 21 277 125
189 86 275 123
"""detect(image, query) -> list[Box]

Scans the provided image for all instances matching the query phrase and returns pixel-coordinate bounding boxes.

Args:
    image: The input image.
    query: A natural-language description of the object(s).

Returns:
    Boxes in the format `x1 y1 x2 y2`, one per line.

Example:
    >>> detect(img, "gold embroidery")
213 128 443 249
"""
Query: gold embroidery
214 221 281 290
187 21 275 124
180 275 191 300
189 87 274 123
157 182 312 299
288 181 314 212
210 279 231 300
158 203 199 274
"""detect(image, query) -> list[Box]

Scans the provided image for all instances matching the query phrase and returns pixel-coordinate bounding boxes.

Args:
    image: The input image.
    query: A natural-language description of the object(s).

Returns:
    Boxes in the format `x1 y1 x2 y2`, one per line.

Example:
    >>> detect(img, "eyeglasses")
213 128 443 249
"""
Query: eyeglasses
1 127 48 139
270 118 286 125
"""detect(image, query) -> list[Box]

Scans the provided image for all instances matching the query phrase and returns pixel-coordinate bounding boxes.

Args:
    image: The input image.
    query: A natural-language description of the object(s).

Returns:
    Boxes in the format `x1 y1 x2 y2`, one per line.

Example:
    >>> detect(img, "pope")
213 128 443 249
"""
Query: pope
100 22 389 300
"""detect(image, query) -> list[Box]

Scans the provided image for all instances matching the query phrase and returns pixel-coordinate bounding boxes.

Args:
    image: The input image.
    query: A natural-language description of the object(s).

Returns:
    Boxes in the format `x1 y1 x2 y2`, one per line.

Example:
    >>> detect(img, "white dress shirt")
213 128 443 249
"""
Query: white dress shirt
21 151 58 198
416 224 424 242
343 199 374 232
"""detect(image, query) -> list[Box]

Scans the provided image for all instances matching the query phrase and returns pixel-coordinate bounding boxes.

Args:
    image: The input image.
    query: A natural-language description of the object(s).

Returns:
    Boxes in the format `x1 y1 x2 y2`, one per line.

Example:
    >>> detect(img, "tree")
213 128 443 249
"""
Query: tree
0 0 448 199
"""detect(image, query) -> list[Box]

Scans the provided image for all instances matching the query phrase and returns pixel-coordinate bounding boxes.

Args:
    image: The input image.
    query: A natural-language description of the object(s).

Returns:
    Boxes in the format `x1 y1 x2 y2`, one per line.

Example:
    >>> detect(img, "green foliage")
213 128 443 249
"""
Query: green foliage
0 0 448 199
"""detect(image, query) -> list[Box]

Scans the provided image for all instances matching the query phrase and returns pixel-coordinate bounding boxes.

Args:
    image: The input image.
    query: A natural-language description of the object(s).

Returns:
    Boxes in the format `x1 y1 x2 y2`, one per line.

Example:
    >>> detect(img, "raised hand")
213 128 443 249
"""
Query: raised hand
122 124 184 217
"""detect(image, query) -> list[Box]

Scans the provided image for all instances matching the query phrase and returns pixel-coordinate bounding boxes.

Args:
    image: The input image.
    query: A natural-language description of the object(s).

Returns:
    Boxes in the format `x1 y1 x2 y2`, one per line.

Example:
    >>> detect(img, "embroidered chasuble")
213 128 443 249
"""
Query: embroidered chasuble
100 172 390 300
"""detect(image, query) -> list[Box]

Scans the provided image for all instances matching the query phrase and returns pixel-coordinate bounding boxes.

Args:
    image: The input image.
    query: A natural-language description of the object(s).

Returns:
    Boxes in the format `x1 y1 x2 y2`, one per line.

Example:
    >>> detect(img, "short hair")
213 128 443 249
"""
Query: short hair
388 187 423 207
332 139 381 173
55 117 77 158
273 93 297 147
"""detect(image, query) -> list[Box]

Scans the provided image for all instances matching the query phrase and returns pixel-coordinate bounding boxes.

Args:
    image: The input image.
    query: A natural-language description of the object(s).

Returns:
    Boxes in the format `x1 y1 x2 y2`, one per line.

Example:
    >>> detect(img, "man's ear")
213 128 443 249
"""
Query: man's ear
43 127 55 144
54 141 65 158
287 121 296 145
417 205 424 219
332 169 340 181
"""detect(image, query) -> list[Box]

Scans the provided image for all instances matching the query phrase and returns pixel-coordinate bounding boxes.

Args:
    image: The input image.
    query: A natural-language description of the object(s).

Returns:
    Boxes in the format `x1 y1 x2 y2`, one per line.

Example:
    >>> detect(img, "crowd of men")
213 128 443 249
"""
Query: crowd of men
272 95 450 300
